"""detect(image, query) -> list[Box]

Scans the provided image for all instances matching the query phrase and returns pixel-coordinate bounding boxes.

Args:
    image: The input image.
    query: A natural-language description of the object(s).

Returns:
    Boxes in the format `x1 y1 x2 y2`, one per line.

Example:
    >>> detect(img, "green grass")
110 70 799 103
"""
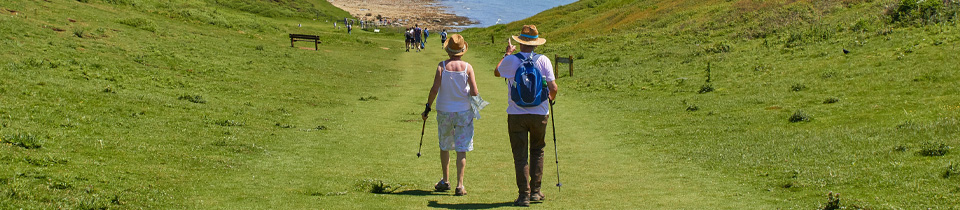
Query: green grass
461 0 960 208
1 0 959 209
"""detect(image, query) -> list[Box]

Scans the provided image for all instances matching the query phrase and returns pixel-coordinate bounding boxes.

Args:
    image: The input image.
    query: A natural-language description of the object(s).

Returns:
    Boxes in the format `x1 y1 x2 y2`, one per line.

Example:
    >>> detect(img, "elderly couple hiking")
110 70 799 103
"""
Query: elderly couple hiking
421 25 559 207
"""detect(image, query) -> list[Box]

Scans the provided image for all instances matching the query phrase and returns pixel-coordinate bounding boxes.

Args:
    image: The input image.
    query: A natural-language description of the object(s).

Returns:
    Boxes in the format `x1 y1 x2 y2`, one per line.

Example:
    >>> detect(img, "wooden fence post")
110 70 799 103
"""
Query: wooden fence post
569 55 574 77
554 54 559 76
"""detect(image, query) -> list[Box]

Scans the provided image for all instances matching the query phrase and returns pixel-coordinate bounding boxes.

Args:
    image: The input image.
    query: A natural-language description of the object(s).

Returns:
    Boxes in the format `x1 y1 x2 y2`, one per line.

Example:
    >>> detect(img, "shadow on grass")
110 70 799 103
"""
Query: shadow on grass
391 189 444 196
427 200 514 209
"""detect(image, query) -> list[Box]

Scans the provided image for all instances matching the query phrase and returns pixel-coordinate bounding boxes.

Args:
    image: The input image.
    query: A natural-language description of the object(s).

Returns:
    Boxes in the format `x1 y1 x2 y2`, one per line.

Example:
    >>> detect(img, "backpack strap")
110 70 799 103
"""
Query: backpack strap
513 53 526 61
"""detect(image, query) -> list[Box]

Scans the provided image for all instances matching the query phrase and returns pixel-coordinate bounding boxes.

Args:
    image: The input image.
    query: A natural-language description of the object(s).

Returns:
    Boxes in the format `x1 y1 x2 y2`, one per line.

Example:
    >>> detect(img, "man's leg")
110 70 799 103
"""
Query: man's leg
528 114 549 200
507 115 530 195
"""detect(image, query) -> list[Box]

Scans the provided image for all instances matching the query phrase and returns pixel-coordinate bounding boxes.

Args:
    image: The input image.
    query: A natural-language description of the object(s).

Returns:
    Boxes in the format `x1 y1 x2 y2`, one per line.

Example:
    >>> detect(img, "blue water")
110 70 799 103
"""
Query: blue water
437 0 578 28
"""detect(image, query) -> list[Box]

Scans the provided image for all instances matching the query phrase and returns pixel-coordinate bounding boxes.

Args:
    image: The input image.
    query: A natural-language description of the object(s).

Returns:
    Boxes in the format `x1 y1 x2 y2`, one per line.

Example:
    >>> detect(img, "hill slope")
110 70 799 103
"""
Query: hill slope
0 0 385 208
463 0 960 208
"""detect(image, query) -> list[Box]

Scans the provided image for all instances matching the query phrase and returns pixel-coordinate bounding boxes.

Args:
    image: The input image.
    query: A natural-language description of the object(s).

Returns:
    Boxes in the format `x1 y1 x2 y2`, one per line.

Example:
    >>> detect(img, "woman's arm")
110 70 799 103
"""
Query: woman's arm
423 64 443 120
467 64 479 96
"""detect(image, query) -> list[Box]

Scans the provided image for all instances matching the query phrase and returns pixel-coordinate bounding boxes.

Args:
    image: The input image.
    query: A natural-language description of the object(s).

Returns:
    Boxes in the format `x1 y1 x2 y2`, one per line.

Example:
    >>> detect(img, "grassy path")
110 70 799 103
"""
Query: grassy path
292 36 782 208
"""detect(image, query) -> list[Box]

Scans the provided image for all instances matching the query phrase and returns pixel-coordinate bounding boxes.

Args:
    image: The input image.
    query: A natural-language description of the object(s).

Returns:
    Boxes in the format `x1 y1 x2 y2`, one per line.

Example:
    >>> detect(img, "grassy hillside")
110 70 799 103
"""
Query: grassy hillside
0 0 387 208
463 0 960 208
2 0 959 209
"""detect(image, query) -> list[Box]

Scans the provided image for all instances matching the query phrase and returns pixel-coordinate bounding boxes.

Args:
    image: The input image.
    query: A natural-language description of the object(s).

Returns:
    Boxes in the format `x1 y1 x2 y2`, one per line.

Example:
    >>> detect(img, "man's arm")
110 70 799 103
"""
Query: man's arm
547 81 558 101
495 39 517 77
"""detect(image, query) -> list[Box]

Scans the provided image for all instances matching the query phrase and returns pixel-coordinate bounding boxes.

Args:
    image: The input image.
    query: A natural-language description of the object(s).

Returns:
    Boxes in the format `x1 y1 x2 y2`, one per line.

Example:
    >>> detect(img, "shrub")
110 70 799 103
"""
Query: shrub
73 28 87 38
2 133 42 149
791 84 807 92
918 142 950 156
686 105 699 112
356 179 403 194
944 163 960 178
178 95 206 104
789 110 811 123
823 97 839 104
698 84 714 94
215 120 244 127
822 192 840 210
704 42 732 53
887 0 958 25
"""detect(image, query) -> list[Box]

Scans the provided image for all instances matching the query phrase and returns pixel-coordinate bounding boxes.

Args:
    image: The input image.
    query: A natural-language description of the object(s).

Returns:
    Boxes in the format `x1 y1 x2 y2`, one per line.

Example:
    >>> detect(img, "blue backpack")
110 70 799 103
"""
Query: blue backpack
511 53 549 107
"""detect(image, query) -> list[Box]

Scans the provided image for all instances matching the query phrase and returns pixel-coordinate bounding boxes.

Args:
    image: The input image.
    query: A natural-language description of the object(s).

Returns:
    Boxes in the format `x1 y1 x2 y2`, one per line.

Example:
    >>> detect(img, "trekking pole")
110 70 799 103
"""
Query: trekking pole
549 101 562 192
417 118 426 158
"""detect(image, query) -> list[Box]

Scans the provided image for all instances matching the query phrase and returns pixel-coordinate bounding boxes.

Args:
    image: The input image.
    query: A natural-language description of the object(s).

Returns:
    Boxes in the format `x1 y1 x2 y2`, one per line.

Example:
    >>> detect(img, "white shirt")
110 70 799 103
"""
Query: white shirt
436 61 472 113
496 52 555 115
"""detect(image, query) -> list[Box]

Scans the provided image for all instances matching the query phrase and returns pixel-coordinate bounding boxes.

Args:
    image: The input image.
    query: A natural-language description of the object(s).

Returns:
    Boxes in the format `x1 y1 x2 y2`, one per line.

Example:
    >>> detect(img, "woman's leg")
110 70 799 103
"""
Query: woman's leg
456 152 467 188
440 151 450 183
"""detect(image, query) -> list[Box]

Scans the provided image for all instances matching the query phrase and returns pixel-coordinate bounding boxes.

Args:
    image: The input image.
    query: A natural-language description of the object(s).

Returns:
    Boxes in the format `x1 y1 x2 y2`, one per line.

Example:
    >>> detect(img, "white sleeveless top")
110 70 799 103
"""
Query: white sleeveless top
436 61 471 112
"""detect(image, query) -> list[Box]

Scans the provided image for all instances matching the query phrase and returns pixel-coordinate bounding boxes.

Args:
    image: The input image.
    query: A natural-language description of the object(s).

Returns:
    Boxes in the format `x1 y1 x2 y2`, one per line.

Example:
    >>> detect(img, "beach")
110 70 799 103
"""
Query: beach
325 0 474 30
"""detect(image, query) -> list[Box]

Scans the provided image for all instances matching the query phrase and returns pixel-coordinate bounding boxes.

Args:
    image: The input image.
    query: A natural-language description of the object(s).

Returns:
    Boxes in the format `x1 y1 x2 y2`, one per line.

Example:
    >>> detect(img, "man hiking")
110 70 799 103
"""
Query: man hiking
413 24 423 52
422 27 430 48
494 25 558 207
405 27 415 52
440 29 448 49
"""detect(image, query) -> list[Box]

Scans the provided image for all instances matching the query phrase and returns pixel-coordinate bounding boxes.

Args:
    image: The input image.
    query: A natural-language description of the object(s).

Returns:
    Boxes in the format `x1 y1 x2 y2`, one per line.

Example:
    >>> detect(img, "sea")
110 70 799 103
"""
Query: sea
437 0 579 28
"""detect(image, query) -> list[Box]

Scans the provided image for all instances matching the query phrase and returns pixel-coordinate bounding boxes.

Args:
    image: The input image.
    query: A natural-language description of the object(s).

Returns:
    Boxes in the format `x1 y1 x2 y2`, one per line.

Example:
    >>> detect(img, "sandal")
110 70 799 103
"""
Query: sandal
434 180 450 192
454 187 467 196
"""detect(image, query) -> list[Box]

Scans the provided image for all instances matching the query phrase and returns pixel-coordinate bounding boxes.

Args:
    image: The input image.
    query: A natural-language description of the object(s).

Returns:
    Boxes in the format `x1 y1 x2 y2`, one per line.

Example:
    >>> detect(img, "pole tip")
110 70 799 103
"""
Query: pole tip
417 153 421 157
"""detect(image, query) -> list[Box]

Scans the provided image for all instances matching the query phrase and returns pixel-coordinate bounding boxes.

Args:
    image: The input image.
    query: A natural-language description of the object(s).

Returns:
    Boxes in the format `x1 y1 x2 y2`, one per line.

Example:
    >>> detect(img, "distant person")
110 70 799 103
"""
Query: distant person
334 22 338 29
422 34 485 196
414 24 423 52
347 24 352 34
424 27 430 43
422 27 429 49
405 28 415 52
440 29 448 49
493 25 557 207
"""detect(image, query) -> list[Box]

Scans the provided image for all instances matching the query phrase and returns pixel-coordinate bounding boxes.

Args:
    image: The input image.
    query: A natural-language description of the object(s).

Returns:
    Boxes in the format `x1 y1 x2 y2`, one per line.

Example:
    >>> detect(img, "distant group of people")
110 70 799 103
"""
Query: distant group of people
405 24 447 52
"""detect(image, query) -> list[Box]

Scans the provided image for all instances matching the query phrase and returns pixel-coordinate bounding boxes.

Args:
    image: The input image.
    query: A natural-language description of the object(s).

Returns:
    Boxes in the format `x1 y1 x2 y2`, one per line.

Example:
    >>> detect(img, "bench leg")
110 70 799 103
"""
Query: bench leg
291 39 295 48
315 40 318 51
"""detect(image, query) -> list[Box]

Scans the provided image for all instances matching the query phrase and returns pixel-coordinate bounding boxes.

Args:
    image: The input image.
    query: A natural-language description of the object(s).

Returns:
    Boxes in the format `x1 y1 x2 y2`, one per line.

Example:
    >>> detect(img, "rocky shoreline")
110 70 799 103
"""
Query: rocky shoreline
325 0 475 30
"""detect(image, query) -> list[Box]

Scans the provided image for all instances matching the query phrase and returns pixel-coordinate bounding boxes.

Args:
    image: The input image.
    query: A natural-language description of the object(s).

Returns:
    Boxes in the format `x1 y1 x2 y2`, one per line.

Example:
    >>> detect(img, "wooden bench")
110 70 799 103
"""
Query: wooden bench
289 34 320 50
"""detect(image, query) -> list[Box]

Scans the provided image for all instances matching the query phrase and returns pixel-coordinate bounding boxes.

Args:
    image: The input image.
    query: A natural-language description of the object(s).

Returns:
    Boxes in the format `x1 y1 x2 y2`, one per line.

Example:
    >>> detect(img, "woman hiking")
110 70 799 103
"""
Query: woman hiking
421 34 486 196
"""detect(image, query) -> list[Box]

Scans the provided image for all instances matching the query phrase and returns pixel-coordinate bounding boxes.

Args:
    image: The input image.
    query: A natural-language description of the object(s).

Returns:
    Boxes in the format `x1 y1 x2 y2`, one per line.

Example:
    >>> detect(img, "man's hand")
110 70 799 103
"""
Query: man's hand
506 38 516 55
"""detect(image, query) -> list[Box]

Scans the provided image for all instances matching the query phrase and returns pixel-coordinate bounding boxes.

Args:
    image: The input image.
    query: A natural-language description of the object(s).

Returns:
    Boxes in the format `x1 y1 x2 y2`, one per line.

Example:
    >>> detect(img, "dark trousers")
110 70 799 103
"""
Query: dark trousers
507 114 549 195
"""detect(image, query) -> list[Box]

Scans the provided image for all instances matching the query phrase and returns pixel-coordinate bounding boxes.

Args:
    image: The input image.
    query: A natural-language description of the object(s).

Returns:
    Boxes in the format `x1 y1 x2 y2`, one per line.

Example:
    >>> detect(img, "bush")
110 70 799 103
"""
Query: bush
918 142 950 156
888 0 959 25
178 95 206 104
789 110 811 123
215 120 244 127
791 84 807 92
698 84 714 94
356 179 403 194
944 163 960 178
823 97 839 104
2 133 42 149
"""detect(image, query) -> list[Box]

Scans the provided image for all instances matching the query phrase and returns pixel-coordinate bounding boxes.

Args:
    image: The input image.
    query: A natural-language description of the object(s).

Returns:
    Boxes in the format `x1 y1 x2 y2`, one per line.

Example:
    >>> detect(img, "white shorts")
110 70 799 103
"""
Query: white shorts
437 110 474 152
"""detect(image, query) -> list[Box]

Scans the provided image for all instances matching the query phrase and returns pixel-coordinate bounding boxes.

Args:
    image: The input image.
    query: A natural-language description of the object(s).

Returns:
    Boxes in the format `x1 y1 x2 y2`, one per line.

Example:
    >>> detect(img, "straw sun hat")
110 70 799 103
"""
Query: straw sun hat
511 25 547 46
444 34 468 56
